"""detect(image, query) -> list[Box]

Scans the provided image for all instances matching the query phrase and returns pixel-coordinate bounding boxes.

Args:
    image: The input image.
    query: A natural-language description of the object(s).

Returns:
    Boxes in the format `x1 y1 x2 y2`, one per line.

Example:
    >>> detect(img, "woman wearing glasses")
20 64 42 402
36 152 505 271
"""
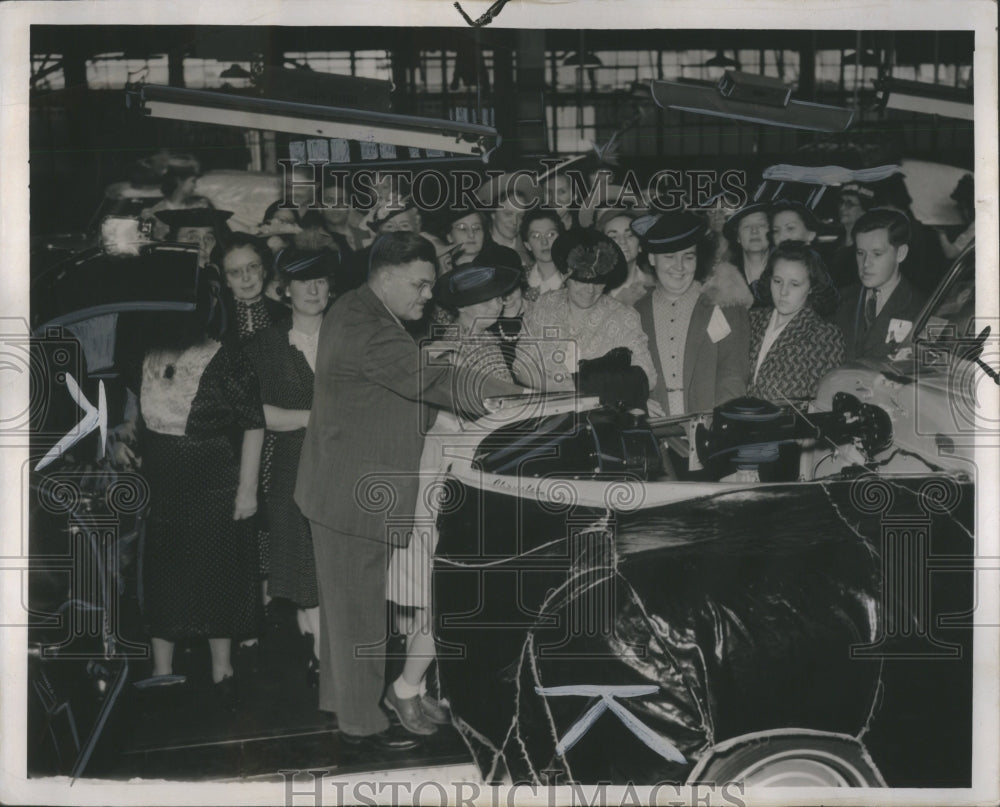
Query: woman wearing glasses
219 233 290 344
520 208 567 302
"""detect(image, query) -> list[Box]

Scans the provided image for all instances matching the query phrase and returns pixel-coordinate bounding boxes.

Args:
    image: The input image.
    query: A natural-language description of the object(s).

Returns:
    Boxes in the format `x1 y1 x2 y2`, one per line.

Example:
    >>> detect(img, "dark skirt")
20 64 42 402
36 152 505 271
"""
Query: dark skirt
141 430 259 640
262 428 318 608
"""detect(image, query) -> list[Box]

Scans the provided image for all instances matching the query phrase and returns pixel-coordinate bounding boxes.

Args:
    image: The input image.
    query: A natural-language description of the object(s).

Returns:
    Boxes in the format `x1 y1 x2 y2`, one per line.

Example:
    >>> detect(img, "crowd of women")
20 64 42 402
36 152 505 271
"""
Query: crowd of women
113 160 972 730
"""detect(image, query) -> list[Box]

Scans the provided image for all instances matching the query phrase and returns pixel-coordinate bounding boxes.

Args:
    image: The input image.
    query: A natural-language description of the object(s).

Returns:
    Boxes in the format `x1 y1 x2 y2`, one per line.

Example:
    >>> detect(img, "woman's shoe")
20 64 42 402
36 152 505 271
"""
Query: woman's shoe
306 655 320 688
383 687 437 736
419 694 451 725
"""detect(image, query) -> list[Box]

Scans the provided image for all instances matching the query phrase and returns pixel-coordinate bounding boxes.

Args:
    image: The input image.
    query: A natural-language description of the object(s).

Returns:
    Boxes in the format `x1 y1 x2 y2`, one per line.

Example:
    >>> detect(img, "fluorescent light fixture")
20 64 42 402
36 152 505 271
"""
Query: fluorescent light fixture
127 84 498 157
879 77 973 121
650 73 854 133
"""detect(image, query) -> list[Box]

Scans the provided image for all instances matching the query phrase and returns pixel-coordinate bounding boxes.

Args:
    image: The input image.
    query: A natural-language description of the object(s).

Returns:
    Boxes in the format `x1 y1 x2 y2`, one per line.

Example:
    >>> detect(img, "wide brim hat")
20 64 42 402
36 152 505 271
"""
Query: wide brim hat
768 199 822 233
550 229 628 288
722 202 771 242
275 247 339 281
155 207 233 230
433 263 521 309
632 210 707 254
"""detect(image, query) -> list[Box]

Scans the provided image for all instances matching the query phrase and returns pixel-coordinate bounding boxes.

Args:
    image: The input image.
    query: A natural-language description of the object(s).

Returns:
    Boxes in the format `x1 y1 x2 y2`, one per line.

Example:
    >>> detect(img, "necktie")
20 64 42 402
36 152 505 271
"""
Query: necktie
864 289 878 330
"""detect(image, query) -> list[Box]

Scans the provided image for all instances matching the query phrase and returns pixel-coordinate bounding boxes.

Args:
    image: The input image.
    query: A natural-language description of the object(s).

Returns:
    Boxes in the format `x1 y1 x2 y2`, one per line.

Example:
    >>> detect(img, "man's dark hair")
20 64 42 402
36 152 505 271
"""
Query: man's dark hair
852 208 911 248
369 231 438 278
519 207 565 244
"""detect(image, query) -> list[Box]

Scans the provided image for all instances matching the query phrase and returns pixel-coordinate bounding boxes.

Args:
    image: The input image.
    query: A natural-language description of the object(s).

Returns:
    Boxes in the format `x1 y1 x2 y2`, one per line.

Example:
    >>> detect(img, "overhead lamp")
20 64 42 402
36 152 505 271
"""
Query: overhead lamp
219 63 252 79
649 70 854 133
562 51 603 67
877 77 973 121
703 50 739 69
126 84 498 156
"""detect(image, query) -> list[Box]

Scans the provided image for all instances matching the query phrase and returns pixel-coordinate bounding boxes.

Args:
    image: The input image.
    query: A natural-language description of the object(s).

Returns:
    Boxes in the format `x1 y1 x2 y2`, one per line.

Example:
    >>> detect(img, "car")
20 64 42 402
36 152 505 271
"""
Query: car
430 245 981 788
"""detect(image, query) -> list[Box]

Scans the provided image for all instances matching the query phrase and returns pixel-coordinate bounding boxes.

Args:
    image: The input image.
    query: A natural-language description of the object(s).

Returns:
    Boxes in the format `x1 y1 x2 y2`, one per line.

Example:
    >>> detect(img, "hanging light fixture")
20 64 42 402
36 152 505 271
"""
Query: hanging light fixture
220 63 252 79
703 50 739 69
562 51 603 67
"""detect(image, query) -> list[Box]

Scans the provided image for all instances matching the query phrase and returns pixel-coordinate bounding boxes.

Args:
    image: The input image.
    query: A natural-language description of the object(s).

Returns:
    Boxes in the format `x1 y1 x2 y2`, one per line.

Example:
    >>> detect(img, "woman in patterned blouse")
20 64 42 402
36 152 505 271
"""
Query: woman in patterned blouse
514 228 657 393
748 241 845 402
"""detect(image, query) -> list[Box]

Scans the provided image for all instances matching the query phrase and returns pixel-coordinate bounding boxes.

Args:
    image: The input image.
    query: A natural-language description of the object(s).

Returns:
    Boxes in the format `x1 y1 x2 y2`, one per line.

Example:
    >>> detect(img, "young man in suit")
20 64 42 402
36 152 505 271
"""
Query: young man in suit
835 208 928 363
295 232 523 751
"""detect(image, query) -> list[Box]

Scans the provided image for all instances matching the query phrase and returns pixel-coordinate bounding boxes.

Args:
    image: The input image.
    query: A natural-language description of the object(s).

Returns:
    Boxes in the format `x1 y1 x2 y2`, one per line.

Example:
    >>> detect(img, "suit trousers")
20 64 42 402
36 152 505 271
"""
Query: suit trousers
310 523 391 736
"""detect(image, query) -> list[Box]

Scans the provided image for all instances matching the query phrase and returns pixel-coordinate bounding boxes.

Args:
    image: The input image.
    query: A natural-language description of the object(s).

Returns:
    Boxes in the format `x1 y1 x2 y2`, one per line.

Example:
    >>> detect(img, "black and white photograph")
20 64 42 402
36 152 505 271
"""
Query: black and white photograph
1 1 998 804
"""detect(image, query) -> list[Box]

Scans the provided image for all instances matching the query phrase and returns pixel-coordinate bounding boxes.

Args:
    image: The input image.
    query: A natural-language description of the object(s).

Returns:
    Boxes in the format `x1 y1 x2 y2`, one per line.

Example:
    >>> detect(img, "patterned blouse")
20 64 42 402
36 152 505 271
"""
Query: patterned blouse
515 289 657 391
431 326 513 384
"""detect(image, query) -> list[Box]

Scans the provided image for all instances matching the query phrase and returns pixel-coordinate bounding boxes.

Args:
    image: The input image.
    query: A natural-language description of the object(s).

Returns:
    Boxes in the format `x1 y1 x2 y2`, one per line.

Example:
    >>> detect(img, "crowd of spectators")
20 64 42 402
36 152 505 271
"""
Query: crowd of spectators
105 158 972 748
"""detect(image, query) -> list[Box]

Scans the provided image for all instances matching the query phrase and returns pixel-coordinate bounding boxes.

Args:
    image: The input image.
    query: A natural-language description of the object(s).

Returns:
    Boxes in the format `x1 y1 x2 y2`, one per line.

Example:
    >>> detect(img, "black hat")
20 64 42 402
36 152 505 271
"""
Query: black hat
632 211 706 254
154 207 233 230
433 263 521 309
367 196 418 232
551 229 627 287
768 199 821 233
722 202 771 242
276 247 339 281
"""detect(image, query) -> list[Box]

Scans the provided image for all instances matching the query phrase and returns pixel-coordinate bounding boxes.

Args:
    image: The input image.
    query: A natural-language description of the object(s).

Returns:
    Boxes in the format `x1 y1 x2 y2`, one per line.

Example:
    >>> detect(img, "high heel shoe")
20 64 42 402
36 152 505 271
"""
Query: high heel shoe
306 655 320 688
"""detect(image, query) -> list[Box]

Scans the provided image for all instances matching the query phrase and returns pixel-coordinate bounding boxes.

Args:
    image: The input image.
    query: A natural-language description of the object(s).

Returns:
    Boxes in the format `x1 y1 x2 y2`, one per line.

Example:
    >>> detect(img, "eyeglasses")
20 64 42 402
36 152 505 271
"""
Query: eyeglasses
529 230 559 243
225 261 264 280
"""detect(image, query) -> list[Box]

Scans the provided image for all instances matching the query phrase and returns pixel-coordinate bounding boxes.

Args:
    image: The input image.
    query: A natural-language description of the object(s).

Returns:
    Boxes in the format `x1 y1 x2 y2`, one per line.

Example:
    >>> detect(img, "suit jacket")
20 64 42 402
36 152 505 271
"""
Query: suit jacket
835 277 926 362
636 265 750 416
294 284 521 545
748 306 846 401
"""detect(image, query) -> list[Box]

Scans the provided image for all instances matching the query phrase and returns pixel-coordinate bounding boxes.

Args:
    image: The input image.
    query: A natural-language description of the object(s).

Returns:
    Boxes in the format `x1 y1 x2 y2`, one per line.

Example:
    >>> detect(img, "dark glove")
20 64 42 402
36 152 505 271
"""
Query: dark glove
576 347 649 410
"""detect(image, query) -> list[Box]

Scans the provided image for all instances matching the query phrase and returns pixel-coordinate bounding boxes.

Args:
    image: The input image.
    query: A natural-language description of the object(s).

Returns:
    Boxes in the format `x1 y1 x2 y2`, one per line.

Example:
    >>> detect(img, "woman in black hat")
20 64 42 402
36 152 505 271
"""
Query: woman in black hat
633 211 751 418
431 262 524 383
155 206 234 270
243 249 336 685
514 229 657 393
747 241 844 401
385 261 525 736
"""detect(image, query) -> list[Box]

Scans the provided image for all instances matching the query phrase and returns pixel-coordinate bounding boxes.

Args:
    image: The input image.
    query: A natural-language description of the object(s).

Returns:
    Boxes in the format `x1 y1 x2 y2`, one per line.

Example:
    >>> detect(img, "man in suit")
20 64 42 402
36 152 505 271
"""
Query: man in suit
295 232 523 751
835 208 928 363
